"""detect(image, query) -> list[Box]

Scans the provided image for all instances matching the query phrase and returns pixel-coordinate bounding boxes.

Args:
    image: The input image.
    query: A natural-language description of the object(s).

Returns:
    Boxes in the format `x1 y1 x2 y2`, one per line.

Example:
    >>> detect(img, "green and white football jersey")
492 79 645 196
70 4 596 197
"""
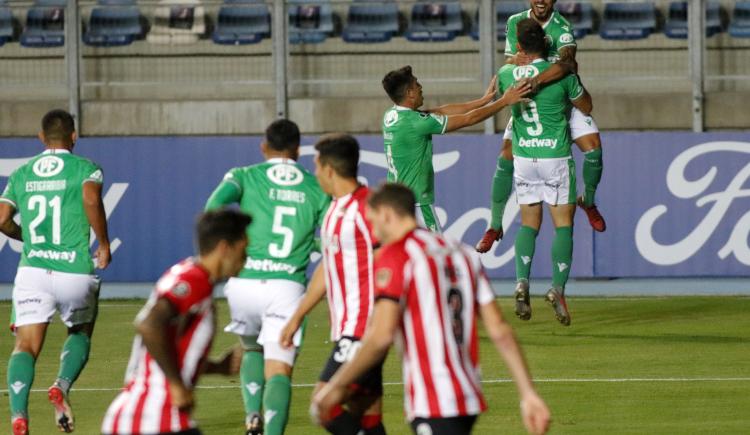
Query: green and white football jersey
382 106 448 205
209 158 330 284
499 59 584 159
0 149 103 274
504 10 576 63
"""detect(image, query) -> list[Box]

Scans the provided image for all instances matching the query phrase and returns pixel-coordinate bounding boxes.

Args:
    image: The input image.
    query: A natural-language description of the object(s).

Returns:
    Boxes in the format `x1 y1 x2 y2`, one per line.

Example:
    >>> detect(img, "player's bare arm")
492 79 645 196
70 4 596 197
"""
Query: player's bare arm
444 81 532 132
479 301 550 435
83 181 111 269
426 75 497 116
312 298 399 425
571 88 593 115
202 345 244 376
0 202 22 241
280 262 327 348
529 46 577 90
136 298 194 410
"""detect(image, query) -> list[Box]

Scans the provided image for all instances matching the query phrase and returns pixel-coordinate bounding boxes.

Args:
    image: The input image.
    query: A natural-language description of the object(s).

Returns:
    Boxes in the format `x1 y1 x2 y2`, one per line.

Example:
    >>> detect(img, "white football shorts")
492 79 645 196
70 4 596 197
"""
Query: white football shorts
513 156 577 206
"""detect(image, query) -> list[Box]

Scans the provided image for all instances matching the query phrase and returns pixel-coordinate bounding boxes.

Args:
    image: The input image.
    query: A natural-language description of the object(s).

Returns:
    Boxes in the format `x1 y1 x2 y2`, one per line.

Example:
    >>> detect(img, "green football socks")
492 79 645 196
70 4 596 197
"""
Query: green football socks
7 351 35 419
263 374 292 435
582 148 603 207
55 332 91 394
552 226 574 289
515 225 538 281
490 156 515 230
241 350 265 416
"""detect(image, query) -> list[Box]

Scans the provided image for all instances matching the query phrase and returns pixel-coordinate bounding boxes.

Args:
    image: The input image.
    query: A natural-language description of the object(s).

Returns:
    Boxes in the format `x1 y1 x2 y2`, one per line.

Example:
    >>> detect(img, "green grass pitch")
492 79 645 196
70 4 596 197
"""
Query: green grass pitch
0 296 747 434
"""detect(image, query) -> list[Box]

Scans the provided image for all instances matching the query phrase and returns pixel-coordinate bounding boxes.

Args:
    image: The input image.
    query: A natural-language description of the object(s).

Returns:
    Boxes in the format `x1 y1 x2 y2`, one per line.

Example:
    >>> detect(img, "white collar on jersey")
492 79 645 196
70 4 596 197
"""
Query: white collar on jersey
42 149 71 155
393 105 412 112
266 157 296 164
531 58 546 64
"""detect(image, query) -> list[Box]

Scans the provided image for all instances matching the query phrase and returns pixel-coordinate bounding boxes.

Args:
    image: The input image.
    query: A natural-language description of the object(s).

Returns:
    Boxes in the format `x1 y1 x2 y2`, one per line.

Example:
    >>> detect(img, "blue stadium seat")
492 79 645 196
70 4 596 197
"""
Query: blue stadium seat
599 2 656 40
20 0 66 48
665 1 722 39
83 0 142 47
288 0 334 44
556 1 593 39
470 1 526 41
729 1 750 37
343 0 399 43
213 0 270 45
0 2 12 46
406 1 463 42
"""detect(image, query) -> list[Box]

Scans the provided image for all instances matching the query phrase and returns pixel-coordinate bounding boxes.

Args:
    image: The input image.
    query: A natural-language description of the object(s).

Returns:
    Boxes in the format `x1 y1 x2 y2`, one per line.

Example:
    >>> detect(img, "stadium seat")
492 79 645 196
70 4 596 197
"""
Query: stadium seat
288 0 334 45
0 1 12 46
20 0 66 48
83 0 143 47
470 1 526 41
599 2 656 40
342 0 399 43
213 0 270 45
406 1 463 42
556 1 593 39
147 0 206 45
665 1 722 39
729 1 750 38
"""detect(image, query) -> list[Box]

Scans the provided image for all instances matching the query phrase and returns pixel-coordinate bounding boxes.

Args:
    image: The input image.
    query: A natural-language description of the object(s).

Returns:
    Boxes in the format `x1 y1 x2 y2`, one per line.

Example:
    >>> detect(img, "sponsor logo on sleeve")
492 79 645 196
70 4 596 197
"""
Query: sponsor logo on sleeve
560 33 574 44
384 110 399 128
375 268 393 288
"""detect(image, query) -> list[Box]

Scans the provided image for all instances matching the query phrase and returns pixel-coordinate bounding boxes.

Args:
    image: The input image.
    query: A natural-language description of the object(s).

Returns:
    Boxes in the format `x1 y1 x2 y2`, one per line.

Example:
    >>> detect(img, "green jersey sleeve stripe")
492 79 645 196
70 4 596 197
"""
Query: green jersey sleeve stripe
558 42 576 50
224 178 242 190
440 117 448 134
82 178 103 185
0 197 16 208
570 87 585 101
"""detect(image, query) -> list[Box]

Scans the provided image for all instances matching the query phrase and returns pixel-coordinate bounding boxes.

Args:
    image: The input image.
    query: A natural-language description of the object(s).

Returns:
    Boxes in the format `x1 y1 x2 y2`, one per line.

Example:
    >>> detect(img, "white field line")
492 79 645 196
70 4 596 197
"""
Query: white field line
6 377 749 394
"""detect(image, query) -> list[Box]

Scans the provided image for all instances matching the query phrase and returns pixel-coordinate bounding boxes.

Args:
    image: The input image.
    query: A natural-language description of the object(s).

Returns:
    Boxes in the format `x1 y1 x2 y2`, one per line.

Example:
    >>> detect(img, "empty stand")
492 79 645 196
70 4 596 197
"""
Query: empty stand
599 2 657 40
213 0 270 45
288 0 334 44
342 0 399 43
0 1 12 46
406 1 463 42
147 0 206 45
665 1 722 39
20 0 66 48
729 1 750 37
83 0 142 47
557 1 593 39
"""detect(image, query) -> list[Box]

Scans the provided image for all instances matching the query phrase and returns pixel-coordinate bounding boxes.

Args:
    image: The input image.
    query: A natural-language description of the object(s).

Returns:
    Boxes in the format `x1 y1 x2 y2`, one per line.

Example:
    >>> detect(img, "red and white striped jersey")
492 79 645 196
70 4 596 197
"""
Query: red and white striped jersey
374 229 495 420
321 185 377 341
102 258 216 435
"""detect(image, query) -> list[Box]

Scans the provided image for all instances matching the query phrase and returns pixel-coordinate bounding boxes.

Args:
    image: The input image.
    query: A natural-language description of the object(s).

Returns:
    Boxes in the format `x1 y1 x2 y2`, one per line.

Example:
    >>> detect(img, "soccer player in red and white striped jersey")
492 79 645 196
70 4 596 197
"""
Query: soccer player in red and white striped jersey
313 183 550 435
281 134 385 435
102 210 250 435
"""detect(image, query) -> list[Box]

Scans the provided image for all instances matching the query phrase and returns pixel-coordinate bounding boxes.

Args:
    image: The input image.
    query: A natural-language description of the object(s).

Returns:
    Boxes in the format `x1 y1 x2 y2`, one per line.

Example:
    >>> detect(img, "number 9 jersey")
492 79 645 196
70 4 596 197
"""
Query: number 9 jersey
205 158 330 285
0 149 103 274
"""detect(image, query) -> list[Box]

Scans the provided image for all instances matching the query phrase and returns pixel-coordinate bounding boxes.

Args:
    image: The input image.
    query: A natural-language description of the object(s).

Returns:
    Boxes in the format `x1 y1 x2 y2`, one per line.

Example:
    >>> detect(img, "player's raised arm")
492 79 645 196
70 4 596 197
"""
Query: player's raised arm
444 81 531 133
426 75 497 116
83 180 111 269
530 45 578 90
479 299 550 434
280 262 327 348
205 170 242 210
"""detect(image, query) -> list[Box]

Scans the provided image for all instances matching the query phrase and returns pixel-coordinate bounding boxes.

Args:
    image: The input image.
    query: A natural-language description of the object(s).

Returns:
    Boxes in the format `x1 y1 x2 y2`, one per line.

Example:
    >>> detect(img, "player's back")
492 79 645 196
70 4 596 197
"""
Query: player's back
1 149 102 274
227 158 329 284
499 61 583 159
379 228 488 419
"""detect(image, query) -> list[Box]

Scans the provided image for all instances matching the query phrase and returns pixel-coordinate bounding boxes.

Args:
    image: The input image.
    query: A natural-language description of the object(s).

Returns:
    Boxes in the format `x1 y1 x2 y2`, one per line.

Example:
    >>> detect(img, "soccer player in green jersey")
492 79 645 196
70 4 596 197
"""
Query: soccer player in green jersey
205 119 330 435
381 65 531 232
500 18 592 326
0 110 111 435
476 0 606 253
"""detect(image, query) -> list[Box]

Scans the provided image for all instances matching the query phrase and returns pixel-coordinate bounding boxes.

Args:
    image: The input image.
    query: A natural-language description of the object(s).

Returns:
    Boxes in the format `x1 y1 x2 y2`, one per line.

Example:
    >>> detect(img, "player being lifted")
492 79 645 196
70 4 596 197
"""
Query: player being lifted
312 183 550 435
501 18 592 326
280 134 385 435
382 66 531 232
0 110 111 435
205 119 330 435
101 209 249 435
476 0 606 253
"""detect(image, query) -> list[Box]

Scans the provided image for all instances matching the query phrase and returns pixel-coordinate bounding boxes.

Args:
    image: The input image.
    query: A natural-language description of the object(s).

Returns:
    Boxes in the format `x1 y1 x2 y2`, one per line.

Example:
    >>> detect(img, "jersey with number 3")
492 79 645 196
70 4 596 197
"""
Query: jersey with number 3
374 229 494 420
209 158 329 284
382 106 448 206
0 149 103 274
499 60 583 159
